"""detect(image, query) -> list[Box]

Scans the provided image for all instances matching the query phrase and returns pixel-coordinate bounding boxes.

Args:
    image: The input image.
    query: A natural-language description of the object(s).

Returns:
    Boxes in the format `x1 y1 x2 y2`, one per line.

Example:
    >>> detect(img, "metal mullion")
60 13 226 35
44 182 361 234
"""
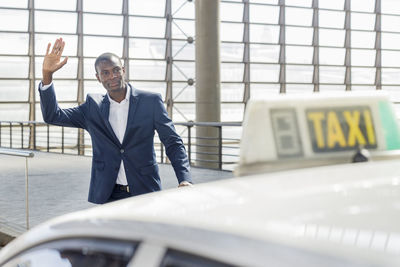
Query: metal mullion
243 0 250 105
76 0 84 155
122 0 130 79
344 0 351 91
165 0 173 118
278 0 286 94
28 0 36 150
312 0 319 92
375 0 382 90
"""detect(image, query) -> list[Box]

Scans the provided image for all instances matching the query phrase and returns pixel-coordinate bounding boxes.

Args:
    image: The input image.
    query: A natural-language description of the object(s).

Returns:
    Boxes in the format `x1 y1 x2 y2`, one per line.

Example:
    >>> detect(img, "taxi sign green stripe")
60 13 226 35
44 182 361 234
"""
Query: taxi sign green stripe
379 101 400 150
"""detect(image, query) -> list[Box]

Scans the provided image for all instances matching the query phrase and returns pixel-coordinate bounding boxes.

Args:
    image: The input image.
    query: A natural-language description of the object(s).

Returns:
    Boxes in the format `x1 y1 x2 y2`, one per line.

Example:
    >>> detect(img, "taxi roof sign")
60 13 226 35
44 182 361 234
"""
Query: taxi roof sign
235 91 400 176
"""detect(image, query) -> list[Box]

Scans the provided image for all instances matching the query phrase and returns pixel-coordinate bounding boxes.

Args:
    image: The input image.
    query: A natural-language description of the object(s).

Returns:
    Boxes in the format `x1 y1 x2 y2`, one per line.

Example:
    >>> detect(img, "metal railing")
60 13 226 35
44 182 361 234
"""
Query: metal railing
0 148 34 230
0 121 242 171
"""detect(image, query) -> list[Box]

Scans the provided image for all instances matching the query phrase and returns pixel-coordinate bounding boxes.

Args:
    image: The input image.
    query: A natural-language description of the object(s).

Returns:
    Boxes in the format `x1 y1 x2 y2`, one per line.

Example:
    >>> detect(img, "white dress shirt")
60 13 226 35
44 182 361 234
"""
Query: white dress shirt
40 82 130 186
107 86 130 186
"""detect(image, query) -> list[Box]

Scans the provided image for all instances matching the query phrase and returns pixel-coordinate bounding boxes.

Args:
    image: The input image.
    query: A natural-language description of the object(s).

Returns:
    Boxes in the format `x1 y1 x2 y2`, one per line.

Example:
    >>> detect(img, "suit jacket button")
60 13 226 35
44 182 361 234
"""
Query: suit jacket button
120 149 125 153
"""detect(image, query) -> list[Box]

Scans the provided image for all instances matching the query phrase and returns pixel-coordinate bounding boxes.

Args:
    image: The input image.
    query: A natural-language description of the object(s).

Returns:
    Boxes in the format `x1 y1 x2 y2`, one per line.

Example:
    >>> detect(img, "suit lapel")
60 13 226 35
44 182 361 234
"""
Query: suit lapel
122 84 139 146
100 95 121 145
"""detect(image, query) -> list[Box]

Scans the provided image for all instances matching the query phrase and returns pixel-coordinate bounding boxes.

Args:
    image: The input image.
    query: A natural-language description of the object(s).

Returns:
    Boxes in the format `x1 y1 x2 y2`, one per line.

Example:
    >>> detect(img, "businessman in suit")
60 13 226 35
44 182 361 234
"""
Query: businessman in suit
40 38 192 204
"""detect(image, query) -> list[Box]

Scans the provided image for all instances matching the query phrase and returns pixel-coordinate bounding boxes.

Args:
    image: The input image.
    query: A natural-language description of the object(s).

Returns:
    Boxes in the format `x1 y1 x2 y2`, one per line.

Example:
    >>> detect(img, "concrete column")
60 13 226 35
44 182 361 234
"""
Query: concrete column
195 0 221 168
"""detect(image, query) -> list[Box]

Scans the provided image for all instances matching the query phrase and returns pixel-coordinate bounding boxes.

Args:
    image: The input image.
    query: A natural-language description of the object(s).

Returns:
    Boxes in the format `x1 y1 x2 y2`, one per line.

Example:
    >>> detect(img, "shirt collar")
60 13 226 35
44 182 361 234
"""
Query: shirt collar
107 84 130 105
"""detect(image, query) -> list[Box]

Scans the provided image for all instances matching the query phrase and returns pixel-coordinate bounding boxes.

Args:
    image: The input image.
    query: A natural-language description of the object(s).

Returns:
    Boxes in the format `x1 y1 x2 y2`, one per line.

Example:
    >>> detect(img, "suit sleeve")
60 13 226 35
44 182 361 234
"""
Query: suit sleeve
153 94 192 184
39 83 88 129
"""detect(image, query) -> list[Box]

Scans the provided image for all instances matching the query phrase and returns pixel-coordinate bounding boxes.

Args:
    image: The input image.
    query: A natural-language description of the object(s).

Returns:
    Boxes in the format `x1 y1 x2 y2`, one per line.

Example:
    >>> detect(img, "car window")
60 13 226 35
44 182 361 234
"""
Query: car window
3 238 138 267
160 249 234 267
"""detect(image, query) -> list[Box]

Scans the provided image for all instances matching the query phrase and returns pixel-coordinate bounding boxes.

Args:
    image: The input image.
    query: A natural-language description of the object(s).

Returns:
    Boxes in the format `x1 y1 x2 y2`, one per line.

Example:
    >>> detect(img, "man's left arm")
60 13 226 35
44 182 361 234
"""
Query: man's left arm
153 94 192 186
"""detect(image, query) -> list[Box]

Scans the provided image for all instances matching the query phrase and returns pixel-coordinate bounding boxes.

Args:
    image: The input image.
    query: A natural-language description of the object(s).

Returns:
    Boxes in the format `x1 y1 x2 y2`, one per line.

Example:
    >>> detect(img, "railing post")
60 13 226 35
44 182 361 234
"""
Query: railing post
21 123 24 149
62 126 64 154
188 125 192 165
161 142 164 163
33 123 36 150
25 157 30 230
10 122 13 148
218 125 222 170
47 124 50 152
0 121 2 147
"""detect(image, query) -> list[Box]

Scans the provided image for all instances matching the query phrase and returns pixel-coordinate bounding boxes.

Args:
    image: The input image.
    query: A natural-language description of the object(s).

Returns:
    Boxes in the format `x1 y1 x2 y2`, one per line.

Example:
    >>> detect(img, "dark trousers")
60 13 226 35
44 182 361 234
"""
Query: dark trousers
106 185 131 203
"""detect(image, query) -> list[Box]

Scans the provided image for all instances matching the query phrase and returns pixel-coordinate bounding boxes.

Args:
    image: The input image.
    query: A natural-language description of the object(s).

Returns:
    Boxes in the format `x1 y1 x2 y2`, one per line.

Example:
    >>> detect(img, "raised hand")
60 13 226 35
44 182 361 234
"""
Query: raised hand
42 38 68 85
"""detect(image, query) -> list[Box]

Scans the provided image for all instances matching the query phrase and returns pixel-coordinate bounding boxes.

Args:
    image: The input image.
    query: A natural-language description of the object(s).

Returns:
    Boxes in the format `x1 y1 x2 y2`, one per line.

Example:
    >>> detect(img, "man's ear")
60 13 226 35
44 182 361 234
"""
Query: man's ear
95 73 101 83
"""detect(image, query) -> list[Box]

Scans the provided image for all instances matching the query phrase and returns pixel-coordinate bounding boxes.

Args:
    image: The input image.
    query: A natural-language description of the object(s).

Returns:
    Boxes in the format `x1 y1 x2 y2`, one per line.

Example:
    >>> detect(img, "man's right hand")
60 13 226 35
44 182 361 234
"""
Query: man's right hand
42 38 68 85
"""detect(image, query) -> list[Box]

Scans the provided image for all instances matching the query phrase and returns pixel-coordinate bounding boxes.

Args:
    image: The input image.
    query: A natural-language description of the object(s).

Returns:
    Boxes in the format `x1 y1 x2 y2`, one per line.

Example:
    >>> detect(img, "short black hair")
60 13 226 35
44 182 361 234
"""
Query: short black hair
94 53 123 73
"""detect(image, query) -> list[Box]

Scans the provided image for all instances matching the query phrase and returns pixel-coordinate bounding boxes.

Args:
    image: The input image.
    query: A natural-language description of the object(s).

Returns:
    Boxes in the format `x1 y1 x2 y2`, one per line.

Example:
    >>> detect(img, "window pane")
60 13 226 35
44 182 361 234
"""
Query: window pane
320 66 345 83
382 68 400 84
35 57 78 79
221 22 243 42
352 68 375 84
0 80 29 101
134 81 166 99
221 2 243 22
84 81 104 98
130 0 165 16
173 82 194 101
0 33 28 55
84 14 123 36
286 27 313 45
250 84 280 99
250 24 280 43
286 65 313 83
250 0 278 4
0 9 28 31
352 49 375 66
35 11 77 34
35 34 78 56
319 0 345 10
351 0 375 12
320 47 345 65
84 36 123 57
382 0 400 15
249 4 279 24
286 7 313 26
172 0 194 19
130 17 166 38
382 51 400 67
173 61 194 81
0 0 27 8
319 84 346 92
351 13 375 31
83 0 122 14
286 46 313 64
319 29 345 47
382 15 400 33
351 31 375 49
221 103 244 121
84 58 96 79
286 84 314 94
250 44 280 63
221 63 244 82
130 38 165 60
285 0 312 7
173 41 194 60
221 83 244 102
172 19 194 39
221 43 244 62
172 103 194 121
35 0 76 11
250 64 279 82
130 60 166 80
0 56 29 78
319 10 345 29
1 104 29 121
382 32 400 49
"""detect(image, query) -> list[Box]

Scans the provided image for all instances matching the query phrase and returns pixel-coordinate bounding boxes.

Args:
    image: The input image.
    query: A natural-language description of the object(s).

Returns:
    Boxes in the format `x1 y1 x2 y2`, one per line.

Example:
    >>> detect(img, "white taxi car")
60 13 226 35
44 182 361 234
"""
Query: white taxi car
0 92 399 267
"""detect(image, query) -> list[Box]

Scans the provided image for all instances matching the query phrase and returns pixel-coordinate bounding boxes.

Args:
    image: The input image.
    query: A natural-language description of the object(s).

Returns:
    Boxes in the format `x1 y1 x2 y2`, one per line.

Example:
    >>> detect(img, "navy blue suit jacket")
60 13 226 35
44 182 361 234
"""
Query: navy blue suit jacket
39 83 192 204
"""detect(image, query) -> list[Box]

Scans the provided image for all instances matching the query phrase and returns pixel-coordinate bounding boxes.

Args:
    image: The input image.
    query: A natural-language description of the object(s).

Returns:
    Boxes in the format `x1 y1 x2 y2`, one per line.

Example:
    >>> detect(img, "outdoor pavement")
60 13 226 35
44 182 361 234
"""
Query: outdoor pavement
0 151 233 245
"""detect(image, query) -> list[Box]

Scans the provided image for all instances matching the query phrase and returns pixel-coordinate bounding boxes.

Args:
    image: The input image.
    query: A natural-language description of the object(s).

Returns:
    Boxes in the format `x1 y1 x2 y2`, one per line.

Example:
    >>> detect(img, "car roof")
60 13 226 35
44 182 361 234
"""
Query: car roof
1 158 400 266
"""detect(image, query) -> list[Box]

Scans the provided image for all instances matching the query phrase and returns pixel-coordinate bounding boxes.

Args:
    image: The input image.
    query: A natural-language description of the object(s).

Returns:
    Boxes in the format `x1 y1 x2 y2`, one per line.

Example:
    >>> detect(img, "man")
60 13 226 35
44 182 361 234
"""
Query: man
39 38 192 204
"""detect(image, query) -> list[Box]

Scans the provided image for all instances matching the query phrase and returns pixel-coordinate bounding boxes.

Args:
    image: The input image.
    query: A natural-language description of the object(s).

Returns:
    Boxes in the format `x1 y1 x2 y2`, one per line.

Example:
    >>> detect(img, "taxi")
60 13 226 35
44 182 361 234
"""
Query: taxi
0 92 399 267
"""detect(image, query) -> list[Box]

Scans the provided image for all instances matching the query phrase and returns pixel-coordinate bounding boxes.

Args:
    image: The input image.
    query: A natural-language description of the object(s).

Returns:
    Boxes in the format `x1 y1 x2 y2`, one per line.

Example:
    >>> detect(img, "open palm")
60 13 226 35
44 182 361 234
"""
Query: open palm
42 38 68 84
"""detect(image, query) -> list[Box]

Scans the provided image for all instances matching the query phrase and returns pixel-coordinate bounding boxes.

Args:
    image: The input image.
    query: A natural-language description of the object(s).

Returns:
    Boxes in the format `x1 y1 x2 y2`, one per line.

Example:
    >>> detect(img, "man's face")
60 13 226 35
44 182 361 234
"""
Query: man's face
95 57 126 93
